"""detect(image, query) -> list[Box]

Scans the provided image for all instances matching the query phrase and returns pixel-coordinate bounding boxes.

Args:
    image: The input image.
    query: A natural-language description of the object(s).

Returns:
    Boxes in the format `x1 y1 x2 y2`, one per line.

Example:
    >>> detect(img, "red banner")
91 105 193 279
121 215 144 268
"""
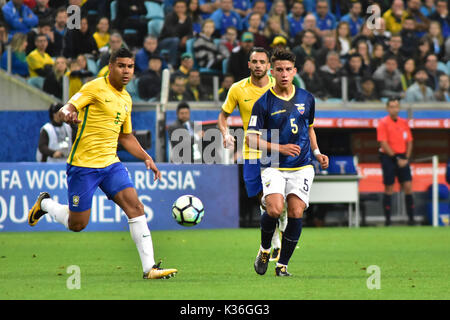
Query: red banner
358 163 450 192
221 117 450 129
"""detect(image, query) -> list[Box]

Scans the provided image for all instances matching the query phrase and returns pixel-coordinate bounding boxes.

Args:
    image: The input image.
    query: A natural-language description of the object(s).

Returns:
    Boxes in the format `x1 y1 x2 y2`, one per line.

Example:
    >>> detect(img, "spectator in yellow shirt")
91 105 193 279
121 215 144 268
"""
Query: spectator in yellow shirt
383 0 408 34
93 17 110 50
26 33 54 77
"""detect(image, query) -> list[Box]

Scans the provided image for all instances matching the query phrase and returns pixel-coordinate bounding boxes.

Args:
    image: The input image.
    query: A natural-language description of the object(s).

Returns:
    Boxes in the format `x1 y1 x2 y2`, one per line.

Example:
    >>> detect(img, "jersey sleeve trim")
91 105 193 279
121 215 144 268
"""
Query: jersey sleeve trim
68 105 89 165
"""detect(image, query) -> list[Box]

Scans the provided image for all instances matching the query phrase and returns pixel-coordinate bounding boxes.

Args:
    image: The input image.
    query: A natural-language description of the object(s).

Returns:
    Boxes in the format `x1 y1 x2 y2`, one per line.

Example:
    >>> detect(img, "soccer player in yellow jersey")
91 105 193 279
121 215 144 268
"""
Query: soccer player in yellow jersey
27 48 177 280
218 47 286 261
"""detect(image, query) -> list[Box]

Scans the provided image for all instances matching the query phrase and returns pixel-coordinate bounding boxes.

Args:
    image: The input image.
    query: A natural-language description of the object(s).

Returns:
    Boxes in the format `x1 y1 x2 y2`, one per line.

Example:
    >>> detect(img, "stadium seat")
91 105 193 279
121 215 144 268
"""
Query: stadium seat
145 1 165 20
126 78 143 102
27 76 45 90
437 61 448 75
110 0 117 21
124 29 138 34
148 19 164 37
87 58 98 75
222 58 228 74
185 38 195 57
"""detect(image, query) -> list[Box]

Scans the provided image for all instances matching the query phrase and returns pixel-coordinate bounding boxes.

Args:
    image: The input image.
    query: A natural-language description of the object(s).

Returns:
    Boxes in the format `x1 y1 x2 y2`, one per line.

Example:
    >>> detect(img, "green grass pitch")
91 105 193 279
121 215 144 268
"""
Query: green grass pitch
0 227 449 300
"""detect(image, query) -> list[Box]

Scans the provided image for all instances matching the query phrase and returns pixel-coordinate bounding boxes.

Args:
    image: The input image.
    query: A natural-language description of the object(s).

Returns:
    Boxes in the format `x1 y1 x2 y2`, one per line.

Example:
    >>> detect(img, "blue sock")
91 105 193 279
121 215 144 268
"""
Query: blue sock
260 212 277 250
278 218 302 266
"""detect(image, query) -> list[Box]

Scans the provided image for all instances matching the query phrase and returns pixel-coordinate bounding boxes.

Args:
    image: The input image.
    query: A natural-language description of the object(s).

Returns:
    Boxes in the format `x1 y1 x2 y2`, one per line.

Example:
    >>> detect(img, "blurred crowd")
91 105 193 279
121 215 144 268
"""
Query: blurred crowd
0 0 449 103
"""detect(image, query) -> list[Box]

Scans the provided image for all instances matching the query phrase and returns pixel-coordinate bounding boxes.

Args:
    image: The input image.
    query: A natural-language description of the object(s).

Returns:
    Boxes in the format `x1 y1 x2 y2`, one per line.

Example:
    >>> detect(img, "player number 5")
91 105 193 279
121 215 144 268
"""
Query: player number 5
303 178 309 192
290 118 298 134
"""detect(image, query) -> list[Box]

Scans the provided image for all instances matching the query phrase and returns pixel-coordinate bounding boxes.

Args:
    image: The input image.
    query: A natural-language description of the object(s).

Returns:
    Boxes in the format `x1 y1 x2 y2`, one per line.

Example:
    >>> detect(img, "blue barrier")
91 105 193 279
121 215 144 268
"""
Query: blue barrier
0 163 239 232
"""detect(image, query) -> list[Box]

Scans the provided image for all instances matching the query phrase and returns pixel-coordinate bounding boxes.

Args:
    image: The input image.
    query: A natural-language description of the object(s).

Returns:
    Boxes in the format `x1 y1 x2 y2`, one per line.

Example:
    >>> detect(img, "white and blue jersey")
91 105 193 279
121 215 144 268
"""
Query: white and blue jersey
247 85 315 170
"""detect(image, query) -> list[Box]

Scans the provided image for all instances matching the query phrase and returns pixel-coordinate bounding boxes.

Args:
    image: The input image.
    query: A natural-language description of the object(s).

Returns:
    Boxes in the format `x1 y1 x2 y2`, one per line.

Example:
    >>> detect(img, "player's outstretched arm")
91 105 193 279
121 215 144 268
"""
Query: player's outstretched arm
308 126 329 169
58 103 81 124
118 133 161 181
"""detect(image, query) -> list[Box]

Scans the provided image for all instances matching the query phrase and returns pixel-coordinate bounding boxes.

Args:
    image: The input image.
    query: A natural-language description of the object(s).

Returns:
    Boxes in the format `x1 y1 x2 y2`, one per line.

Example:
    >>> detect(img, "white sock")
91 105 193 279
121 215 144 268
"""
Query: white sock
128 215 155 273
41 198 69 229
271 226 281 249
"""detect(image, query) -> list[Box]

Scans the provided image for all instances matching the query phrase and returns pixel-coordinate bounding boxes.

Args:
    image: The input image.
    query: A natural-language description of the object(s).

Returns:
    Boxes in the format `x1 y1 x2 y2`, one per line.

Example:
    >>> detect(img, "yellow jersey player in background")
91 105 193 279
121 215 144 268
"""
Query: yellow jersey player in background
218 47 286 262
28 48 177 280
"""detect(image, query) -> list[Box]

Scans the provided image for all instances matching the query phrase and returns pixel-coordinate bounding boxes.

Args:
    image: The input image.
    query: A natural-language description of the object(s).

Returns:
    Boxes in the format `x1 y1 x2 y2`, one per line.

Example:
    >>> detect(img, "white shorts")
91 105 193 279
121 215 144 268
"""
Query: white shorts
261 166 315 209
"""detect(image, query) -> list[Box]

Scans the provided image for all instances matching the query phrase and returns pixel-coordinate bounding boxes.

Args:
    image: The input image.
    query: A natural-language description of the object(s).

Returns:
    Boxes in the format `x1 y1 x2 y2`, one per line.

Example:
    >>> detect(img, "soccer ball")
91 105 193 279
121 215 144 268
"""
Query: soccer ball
172 195 204 227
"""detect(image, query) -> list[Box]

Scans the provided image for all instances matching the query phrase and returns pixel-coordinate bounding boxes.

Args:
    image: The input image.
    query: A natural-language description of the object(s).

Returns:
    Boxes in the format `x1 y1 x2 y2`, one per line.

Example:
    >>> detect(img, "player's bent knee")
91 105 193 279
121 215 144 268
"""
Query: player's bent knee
266 204 284 218
69 223 87 232
125 201 145 219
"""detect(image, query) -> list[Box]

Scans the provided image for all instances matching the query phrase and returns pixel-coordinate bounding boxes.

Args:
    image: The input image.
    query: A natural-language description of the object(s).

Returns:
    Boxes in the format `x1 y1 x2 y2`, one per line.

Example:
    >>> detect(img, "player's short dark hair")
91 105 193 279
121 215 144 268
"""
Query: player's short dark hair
249 47 270 61
270 48 296 65
109 47 134 63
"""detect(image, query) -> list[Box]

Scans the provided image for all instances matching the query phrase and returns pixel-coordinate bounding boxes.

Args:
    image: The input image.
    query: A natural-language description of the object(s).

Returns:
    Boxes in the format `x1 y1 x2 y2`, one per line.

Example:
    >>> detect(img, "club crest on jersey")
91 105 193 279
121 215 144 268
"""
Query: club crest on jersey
296 104 305 114
72 195 80 207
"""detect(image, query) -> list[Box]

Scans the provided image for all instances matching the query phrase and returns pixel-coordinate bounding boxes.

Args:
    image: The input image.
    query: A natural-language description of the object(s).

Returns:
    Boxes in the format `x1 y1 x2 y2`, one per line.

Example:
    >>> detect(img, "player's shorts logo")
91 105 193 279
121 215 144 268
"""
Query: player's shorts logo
265 181 271 187
72 195 80 207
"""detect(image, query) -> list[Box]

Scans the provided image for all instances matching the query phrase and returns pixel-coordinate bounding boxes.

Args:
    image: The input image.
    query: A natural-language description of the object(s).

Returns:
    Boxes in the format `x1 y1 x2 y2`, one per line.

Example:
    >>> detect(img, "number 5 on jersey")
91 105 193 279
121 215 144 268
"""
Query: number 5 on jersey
290 118 298 134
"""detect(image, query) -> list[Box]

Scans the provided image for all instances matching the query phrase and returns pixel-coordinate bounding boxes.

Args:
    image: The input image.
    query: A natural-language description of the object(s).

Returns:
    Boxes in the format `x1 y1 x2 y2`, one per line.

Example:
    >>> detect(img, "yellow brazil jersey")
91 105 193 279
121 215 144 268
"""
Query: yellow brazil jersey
221 75 275 159
93 32 110 50
382 9 408 34
67 76 133 168
26 49 54 77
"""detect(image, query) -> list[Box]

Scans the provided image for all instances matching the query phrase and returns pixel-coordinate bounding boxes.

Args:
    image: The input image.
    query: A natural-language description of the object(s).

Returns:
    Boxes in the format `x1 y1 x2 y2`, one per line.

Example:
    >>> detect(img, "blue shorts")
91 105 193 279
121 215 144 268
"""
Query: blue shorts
66 162 134 212
243 159 262 198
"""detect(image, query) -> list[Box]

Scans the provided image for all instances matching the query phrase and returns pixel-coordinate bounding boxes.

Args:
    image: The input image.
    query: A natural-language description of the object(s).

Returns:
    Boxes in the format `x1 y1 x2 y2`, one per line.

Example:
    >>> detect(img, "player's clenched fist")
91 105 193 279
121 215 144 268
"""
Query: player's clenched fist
59 104 82 124
315 153 329 169
223 133 235 149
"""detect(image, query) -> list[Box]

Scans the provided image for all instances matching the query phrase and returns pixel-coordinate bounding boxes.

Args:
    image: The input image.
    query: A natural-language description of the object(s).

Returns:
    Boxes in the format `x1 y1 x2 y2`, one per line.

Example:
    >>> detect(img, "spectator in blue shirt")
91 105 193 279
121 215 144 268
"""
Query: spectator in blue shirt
0 32 29 77
199 0 220 19
233 0 251 18
429 0 450 38
314 0 337 37
340 1 363 37
302 0 317 14
420 0 436 17
2 0 38 40
242 0 268 31
210 0 242 36
135 35 168 75
287 1 305 41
